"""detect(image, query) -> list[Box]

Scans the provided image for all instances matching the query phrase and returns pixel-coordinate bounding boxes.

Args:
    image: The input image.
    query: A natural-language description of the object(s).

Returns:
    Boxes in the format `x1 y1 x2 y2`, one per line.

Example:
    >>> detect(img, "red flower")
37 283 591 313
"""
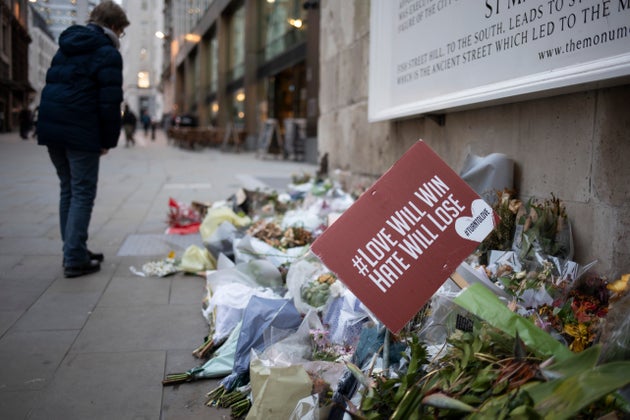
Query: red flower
571 299 596 323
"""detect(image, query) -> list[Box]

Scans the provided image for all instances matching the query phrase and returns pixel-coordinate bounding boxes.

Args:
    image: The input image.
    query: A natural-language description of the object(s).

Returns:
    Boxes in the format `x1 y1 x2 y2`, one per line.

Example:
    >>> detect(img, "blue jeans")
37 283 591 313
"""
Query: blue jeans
47 147 100 267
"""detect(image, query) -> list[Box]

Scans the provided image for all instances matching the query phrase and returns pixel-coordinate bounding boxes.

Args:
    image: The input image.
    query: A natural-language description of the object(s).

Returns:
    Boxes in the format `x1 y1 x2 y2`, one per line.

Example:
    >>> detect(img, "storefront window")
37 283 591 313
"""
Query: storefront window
173 0 211 43
194 47 201 103
228 6 245 81
209 36 218 93
185 49 198 111
260 0 306 62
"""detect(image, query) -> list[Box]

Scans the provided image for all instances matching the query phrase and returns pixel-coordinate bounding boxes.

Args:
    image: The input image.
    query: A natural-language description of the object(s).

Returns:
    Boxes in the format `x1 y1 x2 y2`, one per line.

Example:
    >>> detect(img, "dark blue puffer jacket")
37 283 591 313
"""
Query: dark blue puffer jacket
38 24 122 152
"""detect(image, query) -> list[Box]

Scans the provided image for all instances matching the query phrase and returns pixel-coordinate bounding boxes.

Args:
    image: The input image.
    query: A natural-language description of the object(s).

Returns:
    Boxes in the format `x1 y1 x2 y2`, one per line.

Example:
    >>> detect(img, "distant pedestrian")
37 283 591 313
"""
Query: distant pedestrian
151 116 157 141
37 0 130 278
19 107 31 140
141 110 151 138
122 104 137 146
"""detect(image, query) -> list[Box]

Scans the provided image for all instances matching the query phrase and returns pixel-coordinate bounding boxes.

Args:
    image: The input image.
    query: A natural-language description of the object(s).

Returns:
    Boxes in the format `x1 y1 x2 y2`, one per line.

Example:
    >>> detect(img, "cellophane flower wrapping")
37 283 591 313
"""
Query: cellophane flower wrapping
219 296 302 391
202 255 282 342
286 252 347 314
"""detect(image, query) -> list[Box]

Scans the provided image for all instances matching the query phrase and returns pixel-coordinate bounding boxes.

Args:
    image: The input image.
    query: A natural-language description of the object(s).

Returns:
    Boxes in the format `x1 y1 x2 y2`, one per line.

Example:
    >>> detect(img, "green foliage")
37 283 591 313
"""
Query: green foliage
515 195 571 261
351 336 428 419
353 326 630 419
470 345 630 419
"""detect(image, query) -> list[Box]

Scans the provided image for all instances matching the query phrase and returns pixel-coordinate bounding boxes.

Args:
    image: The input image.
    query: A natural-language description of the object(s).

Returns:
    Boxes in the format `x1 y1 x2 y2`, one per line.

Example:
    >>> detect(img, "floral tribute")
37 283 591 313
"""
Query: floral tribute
159 178 629 420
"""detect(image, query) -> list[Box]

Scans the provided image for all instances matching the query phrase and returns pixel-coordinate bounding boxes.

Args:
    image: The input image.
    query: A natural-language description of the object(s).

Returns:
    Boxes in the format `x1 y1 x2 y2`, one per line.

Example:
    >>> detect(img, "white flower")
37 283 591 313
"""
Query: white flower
141 260 178 277
329 280 345 298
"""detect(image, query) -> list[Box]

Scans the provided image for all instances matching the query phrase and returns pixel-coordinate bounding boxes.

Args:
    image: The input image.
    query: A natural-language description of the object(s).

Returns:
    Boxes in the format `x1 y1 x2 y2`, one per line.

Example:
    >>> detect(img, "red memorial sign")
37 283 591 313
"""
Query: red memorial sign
310 140 497 332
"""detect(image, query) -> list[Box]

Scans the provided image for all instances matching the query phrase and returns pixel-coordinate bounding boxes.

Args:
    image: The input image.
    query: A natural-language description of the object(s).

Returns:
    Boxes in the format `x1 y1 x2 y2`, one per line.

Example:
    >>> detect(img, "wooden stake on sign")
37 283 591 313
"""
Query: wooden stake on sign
449 271 470 290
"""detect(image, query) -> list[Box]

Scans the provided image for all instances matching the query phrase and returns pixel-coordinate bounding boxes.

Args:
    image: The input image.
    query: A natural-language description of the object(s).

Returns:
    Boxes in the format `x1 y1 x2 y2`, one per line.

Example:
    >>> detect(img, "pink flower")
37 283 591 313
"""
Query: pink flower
310 328 330 349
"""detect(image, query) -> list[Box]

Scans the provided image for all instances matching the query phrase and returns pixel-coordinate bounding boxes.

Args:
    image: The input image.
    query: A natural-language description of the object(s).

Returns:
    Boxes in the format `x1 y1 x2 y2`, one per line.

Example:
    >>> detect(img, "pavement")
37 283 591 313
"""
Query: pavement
0 129 318 419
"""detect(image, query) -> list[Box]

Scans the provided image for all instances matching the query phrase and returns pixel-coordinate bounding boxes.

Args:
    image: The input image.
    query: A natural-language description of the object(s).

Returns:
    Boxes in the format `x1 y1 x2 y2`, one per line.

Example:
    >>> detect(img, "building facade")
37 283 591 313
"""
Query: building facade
161 0 320 157
28 3 56 115
30 0 98 43
120 0 164 124
318 1 630 278
0 0 32 132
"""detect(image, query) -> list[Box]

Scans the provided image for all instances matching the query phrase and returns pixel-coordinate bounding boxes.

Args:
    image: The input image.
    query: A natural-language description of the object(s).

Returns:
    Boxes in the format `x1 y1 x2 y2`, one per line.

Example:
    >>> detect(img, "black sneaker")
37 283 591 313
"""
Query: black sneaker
88 250 104 262
62 250 103 267
64 260 101 278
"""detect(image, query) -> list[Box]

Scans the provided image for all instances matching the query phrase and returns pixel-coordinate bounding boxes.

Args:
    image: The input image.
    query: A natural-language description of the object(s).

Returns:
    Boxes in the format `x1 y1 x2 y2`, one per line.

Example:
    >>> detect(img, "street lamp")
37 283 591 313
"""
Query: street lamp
184 33 201 43
288 18 303 29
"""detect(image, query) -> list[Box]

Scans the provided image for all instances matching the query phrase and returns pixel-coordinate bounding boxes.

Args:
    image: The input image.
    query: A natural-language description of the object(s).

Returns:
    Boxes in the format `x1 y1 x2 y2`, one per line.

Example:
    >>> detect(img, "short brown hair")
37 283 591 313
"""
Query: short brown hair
88 1 130 31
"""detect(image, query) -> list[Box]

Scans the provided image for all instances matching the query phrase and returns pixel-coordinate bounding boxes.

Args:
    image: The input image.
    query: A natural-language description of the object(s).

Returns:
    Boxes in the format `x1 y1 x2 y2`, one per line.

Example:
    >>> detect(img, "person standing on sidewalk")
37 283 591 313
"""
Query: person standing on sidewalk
19 106 32 140
141 109 151 138
122 104 137 147
37 1 130 278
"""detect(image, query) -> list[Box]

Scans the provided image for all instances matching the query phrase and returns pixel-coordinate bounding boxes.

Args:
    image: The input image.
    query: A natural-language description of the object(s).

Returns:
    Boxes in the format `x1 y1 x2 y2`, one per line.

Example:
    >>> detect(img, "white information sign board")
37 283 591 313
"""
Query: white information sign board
368 0 630 122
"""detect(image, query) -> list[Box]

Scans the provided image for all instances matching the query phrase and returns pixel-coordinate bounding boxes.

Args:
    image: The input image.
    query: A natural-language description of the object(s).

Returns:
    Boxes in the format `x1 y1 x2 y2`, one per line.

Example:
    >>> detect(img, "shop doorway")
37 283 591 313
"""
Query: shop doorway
268 62 306 123
265 63 306 157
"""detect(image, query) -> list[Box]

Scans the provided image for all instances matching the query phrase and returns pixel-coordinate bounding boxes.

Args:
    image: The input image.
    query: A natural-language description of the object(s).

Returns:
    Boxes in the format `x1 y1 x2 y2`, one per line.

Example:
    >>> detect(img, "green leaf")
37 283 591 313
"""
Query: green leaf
391 387 424 420
509 404 543 419
490 379 510 395
361 394 375 411
469 367 495 393
454 284 573 362
422 393 476 412
462 343 472 369
530 361 630 419
540 345 600 380
472 334 483 354
460 393 483 405
393 374 411 403
471 387 536 419
345 361 372 389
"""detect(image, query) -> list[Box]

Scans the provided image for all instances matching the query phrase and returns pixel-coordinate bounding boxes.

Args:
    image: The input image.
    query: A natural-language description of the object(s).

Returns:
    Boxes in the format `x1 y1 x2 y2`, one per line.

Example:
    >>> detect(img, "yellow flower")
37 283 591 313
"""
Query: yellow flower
607 273 629 294
564 323 593 352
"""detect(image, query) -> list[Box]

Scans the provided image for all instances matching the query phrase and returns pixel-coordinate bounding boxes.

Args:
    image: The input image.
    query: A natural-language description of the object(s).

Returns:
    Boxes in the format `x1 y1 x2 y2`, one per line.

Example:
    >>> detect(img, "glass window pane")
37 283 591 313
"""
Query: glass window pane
229 6 245 81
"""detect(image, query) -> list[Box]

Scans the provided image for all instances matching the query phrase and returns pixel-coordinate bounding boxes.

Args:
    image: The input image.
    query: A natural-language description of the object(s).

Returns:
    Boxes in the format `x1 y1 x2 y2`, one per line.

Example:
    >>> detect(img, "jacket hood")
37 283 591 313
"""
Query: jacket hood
58 24 112 56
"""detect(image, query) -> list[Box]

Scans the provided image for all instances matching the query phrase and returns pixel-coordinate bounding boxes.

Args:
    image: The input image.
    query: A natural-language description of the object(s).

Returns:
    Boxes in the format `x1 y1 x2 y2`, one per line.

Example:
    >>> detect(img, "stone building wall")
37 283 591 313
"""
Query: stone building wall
317 0 630 278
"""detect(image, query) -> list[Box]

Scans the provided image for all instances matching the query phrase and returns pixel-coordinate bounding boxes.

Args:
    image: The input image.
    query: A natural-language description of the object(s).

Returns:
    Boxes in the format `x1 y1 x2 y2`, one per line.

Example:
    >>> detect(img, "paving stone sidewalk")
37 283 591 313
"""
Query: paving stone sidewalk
0 129 317 419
